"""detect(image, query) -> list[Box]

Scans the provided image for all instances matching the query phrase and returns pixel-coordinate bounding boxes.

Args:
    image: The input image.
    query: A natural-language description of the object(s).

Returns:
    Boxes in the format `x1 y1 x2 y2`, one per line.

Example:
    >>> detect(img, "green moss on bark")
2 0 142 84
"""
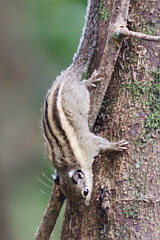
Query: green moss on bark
126 69 160 134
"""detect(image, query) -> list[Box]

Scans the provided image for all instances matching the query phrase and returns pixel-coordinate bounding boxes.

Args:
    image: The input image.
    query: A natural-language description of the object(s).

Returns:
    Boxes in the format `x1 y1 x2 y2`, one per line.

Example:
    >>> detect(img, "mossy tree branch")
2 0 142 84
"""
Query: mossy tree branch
114 27 160 42
34 184 65 240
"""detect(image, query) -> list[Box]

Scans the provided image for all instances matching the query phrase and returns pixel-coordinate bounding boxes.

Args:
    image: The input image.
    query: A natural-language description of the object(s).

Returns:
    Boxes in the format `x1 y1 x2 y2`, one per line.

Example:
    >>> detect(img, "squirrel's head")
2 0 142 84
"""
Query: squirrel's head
53 169 93 206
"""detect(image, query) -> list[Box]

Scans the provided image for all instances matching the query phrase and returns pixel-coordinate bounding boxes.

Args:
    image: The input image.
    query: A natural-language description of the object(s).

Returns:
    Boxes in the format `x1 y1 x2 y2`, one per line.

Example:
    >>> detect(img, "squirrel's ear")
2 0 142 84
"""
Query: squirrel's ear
69 169 84 184
53 174 60 185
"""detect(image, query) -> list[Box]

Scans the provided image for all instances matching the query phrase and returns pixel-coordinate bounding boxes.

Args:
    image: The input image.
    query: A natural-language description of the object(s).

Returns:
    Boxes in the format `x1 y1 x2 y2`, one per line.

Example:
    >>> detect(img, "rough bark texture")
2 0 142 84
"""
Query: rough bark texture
61 0 160 239
34 184 65 240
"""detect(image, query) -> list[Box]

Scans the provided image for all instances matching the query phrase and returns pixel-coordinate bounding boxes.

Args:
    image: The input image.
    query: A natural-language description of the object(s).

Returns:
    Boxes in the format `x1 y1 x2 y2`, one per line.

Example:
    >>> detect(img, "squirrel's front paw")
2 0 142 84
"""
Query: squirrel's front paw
114 140 129 151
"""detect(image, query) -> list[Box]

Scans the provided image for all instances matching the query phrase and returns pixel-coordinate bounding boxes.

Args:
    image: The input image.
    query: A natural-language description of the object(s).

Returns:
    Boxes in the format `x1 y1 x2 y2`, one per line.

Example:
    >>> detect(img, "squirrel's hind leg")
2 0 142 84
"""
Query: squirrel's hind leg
81 70 103 87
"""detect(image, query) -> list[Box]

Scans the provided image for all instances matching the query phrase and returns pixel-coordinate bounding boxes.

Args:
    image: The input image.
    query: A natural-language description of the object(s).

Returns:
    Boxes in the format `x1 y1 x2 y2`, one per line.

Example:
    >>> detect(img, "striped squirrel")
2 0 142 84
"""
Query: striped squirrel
43 0 128 206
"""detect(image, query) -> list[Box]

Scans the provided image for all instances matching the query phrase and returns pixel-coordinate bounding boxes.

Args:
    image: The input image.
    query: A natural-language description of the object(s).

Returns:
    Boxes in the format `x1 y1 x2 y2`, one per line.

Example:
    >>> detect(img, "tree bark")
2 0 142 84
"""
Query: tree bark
35 184 65 240
61 0 160 239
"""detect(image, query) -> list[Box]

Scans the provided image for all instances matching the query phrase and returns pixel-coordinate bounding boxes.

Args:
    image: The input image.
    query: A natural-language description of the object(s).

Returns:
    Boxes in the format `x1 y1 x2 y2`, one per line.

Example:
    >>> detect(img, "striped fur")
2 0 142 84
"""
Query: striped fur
45 79 88 160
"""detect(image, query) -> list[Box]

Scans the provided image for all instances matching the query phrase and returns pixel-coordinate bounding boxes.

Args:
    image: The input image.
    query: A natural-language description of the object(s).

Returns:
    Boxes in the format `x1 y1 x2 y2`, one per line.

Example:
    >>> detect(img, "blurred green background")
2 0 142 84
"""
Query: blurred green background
0 0 86 239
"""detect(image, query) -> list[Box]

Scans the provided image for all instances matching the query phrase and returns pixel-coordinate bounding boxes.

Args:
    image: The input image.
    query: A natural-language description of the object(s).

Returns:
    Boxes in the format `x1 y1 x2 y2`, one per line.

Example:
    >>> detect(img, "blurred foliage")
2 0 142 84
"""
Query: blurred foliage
0 0 86 239
23 0 86 69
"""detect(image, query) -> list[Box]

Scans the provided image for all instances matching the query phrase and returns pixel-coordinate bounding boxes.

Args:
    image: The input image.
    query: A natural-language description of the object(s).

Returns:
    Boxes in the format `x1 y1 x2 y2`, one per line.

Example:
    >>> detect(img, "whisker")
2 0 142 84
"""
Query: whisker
37 177 52 189
40 189 50 196
41 172 53 183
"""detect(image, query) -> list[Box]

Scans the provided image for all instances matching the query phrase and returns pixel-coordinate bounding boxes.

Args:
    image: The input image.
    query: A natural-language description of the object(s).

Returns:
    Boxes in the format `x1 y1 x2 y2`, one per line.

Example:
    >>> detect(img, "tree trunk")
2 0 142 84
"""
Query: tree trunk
60 0 160 239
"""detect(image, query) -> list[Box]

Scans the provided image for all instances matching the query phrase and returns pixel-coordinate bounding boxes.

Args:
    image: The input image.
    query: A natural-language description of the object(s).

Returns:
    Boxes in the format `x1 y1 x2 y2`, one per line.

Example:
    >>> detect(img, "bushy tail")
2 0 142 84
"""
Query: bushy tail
72 0 99 70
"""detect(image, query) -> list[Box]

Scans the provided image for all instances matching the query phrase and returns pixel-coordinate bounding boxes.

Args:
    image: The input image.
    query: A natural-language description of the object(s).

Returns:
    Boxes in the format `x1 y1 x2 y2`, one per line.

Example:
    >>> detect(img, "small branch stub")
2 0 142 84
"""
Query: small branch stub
114 27 160 42
34 184 65 240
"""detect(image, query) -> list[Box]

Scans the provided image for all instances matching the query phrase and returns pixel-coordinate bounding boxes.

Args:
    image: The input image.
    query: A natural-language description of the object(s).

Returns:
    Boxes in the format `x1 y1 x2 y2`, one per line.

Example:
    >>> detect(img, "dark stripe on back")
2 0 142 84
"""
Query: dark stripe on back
43 92 68 168
51 85 76 160
44 94 60 147
43 113 66 166
51 86 68 141
43 85 76 166
42 117 55 160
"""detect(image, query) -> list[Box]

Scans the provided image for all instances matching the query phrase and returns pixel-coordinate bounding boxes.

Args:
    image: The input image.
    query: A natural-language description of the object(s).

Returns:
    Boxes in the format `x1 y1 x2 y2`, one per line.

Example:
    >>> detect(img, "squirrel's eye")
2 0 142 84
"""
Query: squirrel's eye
83 188 89 196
